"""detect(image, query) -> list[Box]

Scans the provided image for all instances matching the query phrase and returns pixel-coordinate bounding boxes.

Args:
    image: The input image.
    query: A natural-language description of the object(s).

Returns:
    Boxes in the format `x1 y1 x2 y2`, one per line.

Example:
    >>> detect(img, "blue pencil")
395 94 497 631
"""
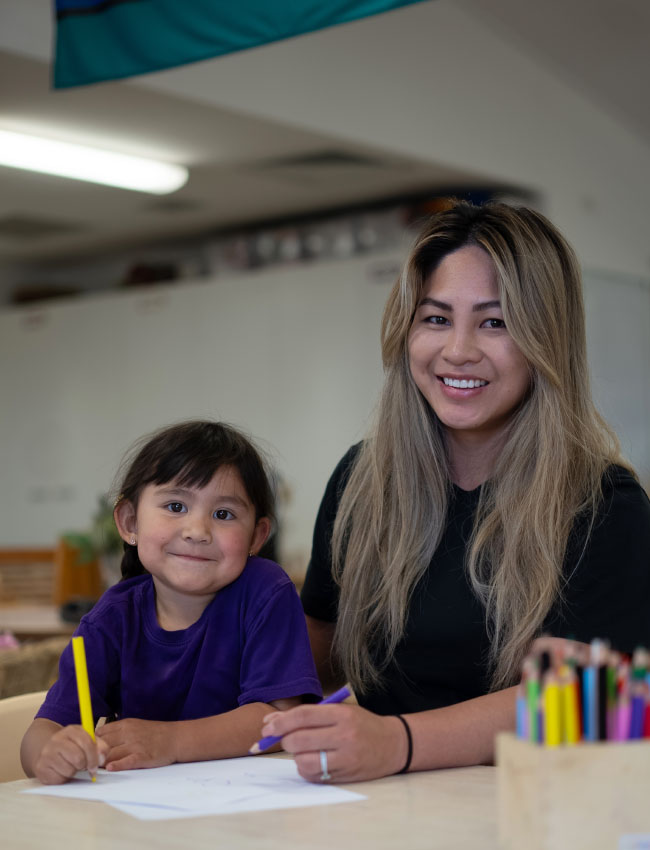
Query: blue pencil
583 665 597 741
249 685 351 754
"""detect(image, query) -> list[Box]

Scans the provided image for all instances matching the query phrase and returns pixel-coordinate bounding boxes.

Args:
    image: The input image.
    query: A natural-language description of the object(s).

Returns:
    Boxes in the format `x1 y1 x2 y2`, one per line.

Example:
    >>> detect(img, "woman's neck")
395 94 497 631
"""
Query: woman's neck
445 429 506 491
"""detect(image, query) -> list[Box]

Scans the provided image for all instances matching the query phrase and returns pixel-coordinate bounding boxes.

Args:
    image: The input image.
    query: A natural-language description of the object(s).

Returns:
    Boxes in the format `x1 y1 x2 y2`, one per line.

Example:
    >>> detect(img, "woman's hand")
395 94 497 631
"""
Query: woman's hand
260 702 409 783
96 718 175 771
32 724 108 785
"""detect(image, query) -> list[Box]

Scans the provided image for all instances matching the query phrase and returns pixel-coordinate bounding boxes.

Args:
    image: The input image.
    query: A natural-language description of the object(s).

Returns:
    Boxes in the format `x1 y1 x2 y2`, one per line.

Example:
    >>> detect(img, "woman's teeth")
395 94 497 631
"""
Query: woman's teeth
442 378 487 389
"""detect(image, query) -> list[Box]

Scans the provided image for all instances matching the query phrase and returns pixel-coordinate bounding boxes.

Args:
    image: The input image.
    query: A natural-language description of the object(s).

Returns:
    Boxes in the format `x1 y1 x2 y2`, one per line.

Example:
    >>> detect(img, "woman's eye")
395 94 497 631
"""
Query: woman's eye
483 318 506 329
166 502 186 513
425 315 448 326
214 509 234 521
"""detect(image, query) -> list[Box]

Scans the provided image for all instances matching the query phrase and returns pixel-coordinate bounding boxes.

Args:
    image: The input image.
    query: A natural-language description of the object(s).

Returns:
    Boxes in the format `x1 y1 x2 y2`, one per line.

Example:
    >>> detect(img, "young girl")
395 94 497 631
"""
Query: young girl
21 420 321 784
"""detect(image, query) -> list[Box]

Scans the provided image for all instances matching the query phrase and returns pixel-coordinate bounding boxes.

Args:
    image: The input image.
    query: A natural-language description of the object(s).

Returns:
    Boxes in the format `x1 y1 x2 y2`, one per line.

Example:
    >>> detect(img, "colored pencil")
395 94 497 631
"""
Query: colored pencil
71 635 97 781
249 686 351 754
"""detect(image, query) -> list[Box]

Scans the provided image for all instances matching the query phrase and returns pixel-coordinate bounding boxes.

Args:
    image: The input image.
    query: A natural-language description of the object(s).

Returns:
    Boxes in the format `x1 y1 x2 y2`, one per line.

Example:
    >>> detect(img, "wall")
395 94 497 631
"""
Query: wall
2 251 648 574
583 268 650 487
0 250 401 570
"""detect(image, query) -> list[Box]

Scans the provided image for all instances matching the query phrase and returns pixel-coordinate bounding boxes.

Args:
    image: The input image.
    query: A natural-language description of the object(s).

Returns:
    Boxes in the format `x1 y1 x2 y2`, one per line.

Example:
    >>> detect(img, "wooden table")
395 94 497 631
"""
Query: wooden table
0 763 498 849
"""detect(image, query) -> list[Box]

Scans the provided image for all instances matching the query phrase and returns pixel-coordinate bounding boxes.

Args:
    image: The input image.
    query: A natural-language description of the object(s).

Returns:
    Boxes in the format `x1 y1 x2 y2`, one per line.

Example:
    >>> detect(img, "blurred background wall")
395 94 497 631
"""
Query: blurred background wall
1 0 649 574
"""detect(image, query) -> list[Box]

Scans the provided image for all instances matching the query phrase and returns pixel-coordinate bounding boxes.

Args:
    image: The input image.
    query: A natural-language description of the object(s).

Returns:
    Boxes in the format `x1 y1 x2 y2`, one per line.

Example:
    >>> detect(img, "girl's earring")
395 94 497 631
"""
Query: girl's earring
248 551 253 557
131 537 136 546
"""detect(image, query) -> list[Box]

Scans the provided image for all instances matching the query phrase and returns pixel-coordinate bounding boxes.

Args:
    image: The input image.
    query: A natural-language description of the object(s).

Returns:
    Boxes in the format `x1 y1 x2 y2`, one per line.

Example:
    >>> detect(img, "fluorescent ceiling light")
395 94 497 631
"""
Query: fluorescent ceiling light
0 130 188 194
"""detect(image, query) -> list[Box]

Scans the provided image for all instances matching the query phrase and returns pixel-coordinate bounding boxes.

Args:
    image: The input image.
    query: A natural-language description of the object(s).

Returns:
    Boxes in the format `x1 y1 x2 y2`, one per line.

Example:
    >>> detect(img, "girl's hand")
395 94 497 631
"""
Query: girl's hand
96 718 175 771
33 725 108 785
260 703 409 783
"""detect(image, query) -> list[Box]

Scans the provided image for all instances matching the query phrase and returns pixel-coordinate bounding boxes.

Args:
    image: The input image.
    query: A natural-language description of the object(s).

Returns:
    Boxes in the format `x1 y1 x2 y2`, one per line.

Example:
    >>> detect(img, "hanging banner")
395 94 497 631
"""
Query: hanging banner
54 0 429 88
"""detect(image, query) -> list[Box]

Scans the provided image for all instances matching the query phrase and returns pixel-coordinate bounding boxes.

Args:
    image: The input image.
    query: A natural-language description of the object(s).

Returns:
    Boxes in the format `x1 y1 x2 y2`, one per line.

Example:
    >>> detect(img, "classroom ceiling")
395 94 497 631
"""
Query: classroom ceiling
0 0 648 266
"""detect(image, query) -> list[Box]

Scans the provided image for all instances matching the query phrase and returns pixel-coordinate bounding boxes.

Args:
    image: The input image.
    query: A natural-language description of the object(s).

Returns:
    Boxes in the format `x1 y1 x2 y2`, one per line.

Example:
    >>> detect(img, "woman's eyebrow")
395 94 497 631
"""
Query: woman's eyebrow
419 297 452 310
472 299 501 312
418 297 501 312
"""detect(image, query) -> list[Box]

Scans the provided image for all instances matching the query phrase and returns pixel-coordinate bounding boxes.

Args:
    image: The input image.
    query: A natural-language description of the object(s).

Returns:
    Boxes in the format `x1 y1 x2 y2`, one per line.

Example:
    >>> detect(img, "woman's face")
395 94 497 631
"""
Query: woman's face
408 244 530 444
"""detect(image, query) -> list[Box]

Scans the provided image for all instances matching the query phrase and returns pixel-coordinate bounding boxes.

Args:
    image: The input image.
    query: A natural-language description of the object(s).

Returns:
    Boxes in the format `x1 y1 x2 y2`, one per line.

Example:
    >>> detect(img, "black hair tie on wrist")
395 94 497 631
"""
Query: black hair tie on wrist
395 714 413 774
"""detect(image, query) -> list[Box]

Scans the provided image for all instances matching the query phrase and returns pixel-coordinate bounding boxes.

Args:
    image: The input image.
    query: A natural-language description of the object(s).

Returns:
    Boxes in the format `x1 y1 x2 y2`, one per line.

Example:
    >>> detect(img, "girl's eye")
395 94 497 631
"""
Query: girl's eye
214 509 234 521
166 502 186 513
482 318 506 329
425 315 448 326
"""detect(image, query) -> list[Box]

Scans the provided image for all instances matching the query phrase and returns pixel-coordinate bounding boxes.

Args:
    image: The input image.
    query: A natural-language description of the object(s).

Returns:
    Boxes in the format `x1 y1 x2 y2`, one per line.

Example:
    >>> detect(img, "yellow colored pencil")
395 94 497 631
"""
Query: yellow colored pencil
560 664 580 745
543 671 562 748
72 635 97 781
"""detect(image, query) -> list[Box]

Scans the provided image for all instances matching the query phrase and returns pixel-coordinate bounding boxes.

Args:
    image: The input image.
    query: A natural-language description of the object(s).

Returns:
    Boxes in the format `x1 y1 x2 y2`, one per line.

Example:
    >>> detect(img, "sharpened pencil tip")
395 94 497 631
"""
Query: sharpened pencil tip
249 744 260 755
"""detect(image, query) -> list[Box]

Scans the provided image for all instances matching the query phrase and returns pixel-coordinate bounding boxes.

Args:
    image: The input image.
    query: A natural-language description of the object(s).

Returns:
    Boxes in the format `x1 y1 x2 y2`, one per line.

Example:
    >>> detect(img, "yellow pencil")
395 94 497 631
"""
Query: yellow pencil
543 671 562 748
560 664 580 745
71 635 97 782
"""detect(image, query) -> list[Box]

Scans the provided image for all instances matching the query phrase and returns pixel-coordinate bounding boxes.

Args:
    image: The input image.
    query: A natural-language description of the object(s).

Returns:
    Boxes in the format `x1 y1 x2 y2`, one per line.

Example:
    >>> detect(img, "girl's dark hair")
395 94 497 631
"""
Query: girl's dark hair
114 420 275 580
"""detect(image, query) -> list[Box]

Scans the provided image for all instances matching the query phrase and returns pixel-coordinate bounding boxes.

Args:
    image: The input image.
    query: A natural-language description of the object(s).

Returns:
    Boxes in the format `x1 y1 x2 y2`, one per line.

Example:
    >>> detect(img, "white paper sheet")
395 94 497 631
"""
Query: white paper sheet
23 756 365 820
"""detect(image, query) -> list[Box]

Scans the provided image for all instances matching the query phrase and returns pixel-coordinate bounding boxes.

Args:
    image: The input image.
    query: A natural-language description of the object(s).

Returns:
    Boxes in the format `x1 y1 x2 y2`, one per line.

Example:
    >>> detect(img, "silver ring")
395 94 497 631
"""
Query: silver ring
319 749 331 781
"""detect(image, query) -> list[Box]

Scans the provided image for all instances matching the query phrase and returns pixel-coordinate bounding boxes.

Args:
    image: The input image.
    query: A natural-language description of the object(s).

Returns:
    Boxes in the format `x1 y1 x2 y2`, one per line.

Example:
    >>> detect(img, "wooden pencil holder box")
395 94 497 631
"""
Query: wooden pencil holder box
497 732 650 850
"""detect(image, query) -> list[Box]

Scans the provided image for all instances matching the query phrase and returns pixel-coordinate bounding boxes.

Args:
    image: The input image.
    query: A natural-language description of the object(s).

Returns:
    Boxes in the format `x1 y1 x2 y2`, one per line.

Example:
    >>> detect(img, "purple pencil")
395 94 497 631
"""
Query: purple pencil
249 686 352 754
615 687 631 741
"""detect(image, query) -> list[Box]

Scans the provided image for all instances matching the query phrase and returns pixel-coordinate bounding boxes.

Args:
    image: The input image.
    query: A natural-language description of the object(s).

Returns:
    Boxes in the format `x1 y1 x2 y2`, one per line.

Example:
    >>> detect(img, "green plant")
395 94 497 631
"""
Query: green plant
91 494 122 556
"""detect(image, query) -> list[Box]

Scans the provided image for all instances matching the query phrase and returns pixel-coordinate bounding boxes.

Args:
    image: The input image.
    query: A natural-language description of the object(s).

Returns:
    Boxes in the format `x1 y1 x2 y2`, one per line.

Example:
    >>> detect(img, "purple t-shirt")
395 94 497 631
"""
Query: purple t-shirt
37 557 321 726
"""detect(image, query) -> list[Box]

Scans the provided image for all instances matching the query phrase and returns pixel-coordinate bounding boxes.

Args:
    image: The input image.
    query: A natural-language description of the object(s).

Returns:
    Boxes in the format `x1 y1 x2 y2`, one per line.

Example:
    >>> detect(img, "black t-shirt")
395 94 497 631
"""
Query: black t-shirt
300 445 650 715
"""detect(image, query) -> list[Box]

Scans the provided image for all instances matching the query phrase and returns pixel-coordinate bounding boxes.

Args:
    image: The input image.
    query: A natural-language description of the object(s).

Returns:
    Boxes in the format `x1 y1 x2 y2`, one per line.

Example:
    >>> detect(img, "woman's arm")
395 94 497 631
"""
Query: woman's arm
95 697 301 771
259 687 517 783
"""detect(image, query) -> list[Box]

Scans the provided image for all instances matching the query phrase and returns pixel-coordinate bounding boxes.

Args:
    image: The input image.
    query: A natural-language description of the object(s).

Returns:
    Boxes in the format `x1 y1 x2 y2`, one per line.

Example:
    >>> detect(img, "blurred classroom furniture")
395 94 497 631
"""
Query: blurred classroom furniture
0 759 498 848
0 543 100 641
0 549 58 606
0 690 47 782
0 637 68 700
0 543 100 698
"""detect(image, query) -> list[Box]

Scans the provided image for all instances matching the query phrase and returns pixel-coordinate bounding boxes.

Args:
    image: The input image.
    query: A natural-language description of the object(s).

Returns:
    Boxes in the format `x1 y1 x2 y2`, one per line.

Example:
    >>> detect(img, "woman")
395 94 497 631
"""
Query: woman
261 201 650 782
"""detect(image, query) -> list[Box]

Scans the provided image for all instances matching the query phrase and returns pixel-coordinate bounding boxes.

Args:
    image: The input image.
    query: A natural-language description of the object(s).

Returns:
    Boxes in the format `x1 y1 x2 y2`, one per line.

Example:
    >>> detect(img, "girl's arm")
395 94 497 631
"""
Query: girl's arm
259 686 517 783
95 697 301 771
21 717 108 784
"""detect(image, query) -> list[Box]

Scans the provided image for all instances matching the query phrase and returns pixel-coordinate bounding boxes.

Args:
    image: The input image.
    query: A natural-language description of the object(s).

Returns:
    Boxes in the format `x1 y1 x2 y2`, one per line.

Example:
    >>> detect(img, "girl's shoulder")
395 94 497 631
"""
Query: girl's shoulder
81 573 152 626
212 556 295 607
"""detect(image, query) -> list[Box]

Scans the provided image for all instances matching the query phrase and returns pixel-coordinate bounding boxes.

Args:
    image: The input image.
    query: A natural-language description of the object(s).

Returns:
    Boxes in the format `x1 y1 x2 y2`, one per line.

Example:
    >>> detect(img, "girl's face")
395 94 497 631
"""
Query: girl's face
115 465 270 604
408 244 531 445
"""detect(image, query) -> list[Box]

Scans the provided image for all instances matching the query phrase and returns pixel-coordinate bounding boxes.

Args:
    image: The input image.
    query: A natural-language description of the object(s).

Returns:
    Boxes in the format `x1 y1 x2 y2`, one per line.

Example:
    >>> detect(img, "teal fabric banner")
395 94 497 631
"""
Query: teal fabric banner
54 0 429 88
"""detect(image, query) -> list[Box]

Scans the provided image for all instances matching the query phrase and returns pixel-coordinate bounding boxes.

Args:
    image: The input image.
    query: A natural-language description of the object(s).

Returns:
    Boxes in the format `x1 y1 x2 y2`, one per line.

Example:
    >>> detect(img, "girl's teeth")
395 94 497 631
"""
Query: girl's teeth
443 378 487 389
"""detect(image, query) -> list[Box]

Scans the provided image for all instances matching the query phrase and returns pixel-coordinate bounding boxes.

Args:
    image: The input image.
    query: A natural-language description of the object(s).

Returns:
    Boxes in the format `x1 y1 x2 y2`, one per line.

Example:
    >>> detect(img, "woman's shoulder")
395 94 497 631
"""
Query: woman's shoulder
599 464 650 518
332 442 363 481
321 442 363 504
568 463 650 573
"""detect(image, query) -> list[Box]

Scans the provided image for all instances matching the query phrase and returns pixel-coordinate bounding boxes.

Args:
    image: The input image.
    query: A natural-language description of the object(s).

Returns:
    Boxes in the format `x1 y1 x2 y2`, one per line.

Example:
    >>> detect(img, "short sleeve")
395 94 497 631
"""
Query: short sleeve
238 580 322 705
544 467 650 653
300 445 360 622
35 619 121 727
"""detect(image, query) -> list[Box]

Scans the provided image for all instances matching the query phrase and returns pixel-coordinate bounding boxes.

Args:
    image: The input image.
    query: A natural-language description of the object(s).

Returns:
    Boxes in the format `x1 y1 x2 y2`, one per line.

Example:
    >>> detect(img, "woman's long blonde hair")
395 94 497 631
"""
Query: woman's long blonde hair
332 201 629 693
